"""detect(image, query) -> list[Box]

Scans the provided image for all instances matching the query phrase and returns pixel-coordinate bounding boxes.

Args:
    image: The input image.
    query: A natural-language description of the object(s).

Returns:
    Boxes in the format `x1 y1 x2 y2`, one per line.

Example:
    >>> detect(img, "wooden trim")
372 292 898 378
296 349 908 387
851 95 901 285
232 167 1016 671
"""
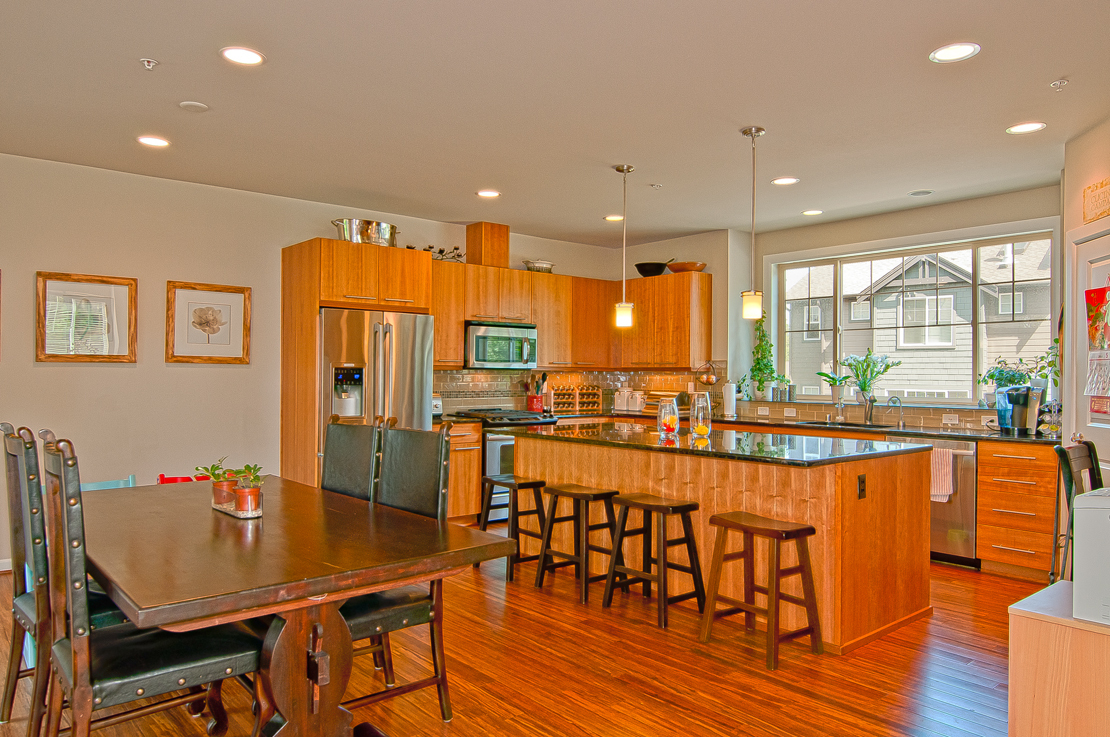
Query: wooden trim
825 604 933 655
165 280 252 364
35 271 138 363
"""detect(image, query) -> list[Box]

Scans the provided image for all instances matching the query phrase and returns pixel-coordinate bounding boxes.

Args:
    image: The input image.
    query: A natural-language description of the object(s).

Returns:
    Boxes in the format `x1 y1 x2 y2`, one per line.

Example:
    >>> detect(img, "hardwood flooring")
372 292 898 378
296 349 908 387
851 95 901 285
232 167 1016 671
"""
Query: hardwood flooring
0 553 1039 737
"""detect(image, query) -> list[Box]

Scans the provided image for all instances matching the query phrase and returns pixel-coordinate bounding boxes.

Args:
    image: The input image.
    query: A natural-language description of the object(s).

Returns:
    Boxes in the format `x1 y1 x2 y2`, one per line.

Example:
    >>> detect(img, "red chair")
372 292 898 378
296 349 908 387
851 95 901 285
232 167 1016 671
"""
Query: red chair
157 474 209 484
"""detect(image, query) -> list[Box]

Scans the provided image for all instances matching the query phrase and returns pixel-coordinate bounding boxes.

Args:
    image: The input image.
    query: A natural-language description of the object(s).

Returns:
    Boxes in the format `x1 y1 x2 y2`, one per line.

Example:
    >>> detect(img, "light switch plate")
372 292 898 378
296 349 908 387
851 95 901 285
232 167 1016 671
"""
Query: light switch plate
784 407 797 417
757 406 770 416
942 413 959 425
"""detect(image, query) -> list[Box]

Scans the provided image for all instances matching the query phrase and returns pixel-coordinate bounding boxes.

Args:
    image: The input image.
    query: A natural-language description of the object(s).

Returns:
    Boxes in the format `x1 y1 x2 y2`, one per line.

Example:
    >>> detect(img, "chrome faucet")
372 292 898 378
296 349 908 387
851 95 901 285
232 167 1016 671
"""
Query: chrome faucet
862 393 877 425
886 396 904 430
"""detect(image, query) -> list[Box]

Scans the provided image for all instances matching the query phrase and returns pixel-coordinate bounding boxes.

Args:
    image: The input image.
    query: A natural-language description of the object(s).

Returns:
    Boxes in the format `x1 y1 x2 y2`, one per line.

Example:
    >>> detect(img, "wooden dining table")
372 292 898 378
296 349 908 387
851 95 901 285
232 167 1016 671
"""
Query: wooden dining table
81 476 516 737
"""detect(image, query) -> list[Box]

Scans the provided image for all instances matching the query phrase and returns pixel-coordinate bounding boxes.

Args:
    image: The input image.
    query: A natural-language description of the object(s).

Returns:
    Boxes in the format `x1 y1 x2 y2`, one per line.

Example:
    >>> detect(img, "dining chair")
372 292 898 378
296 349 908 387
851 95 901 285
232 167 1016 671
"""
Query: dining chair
2 426 130 737
321 416 389 500
1053 440 1104 581
39 437 268 737
339 422 455 721
80 474 137 491
157 474 197 484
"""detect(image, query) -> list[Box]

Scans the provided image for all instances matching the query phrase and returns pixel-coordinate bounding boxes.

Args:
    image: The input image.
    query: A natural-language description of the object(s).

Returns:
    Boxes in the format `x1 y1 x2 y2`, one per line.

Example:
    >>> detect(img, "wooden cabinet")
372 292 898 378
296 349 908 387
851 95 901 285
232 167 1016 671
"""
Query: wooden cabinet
437 422 483 519
531 272 572 368
464 264 532 322
620 273 711 370
379 247 431 310
571 277 619 369
431 261 466 367
976 440 1059 577
499 269 532 322
319 239 378 304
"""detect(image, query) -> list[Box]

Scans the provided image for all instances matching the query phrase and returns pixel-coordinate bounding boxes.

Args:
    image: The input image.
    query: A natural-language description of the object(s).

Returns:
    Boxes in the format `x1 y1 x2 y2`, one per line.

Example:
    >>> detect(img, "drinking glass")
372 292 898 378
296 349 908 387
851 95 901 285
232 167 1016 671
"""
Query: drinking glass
691 393 712 436
657 398 679 436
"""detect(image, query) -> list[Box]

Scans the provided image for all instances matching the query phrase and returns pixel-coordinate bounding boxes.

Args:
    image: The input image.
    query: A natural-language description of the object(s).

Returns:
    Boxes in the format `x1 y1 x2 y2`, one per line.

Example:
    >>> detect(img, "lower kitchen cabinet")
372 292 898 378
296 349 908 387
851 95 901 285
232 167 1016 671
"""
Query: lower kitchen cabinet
438 421 483 519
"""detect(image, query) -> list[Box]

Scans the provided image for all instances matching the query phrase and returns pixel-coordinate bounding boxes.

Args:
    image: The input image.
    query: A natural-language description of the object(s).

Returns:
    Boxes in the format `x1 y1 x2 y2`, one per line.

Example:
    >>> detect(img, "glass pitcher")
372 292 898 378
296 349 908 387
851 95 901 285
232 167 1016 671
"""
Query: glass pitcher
657 397 679 436
691 392 712 436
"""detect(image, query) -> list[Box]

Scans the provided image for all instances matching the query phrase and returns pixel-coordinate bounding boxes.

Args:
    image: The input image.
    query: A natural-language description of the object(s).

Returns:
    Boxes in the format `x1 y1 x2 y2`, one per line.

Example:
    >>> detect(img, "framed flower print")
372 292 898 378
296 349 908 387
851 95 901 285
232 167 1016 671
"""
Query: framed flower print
166 281 251 364
36 272 138 362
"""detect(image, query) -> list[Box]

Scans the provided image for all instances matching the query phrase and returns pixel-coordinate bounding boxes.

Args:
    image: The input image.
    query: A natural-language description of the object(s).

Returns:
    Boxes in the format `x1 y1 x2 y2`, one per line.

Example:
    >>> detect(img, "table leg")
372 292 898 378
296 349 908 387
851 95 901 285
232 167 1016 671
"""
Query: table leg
261 603 354 737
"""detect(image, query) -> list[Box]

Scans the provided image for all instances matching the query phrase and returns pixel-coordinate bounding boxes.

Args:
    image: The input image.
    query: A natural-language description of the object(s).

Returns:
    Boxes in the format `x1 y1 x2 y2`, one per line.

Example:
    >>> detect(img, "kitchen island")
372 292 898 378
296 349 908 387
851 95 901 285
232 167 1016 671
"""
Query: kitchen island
502 421 934 654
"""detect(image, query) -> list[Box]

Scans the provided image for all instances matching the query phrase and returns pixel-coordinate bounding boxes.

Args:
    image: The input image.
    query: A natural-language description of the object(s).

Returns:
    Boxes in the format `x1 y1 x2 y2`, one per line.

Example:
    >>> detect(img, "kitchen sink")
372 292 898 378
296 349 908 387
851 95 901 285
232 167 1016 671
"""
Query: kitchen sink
796 421 895 429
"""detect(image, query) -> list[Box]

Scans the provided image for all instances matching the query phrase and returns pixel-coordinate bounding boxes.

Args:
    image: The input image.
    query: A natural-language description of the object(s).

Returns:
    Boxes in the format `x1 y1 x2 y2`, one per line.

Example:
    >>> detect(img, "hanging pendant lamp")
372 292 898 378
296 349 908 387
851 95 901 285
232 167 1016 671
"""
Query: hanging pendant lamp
614 164 635 328
741 126 765 320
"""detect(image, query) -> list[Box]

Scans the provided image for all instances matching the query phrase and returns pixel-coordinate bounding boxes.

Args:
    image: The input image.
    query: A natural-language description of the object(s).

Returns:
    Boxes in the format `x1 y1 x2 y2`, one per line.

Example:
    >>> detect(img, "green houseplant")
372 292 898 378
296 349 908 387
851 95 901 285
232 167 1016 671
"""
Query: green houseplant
230 464 264 515
196 457 238 504
742 312 787 400
816 370 852 408
840 349 902 395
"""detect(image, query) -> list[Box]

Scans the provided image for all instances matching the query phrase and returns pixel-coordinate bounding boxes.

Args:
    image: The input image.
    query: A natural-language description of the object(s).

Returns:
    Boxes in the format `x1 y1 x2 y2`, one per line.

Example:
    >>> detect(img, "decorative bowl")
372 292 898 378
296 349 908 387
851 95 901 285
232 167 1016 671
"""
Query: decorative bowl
523 259 554 273
635 262 669 277
668 261 706 273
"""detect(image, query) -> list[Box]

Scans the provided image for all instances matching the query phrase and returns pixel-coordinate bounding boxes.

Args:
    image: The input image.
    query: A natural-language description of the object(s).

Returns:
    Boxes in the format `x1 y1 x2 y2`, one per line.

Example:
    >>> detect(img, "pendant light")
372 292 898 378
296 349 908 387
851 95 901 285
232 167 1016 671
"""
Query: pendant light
614 164 635 328
741 126 765 319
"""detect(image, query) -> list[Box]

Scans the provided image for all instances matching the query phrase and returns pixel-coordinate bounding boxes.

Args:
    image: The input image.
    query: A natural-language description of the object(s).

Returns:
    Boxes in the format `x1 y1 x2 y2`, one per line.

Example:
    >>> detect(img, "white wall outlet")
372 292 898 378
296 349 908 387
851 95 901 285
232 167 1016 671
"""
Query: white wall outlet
757 406 770 416
981 415 995 426
784 407 797 417
942 413 959 425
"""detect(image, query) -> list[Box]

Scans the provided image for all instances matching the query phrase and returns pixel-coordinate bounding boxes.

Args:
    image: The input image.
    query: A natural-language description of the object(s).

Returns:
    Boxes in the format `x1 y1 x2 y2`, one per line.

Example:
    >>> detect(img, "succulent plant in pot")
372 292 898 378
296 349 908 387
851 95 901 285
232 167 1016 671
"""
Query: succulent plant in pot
196 457 238 504
231 464 265 514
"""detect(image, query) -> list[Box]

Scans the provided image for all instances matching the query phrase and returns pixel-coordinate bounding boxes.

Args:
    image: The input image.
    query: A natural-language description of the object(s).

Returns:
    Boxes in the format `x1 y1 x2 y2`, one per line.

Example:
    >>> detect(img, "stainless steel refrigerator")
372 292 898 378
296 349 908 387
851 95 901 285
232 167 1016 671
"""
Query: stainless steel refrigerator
319 308 434 450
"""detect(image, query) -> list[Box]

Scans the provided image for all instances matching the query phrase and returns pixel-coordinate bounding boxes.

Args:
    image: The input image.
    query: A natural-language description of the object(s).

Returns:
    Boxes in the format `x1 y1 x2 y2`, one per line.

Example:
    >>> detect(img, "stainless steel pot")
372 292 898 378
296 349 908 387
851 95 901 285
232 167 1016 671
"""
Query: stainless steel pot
331 219 399 247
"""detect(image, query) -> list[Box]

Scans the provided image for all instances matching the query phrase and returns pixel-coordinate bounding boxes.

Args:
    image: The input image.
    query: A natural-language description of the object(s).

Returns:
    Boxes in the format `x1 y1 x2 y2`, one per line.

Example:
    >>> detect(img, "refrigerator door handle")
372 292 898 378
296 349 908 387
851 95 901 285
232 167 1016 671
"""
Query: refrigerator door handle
372 323 384 419
383 323 395 420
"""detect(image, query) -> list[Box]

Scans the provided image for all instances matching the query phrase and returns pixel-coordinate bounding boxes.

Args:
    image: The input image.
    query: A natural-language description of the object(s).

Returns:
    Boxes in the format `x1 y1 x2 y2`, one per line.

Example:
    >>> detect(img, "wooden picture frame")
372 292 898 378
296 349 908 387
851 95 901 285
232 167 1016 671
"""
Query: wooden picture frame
166 281 251 364
36 272 138 363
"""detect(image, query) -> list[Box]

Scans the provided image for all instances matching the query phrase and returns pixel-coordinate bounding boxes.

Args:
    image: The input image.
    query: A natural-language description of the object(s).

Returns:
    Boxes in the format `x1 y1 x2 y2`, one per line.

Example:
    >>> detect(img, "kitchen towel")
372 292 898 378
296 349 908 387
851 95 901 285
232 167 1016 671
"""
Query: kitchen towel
930 448 954 502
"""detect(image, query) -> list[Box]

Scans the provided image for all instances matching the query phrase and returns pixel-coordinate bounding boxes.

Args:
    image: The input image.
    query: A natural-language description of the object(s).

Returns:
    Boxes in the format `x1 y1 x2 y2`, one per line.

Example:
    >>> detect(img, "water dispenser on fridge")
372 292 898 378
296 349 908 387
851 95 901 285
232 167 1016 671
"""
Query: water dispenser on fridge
331 366 365 419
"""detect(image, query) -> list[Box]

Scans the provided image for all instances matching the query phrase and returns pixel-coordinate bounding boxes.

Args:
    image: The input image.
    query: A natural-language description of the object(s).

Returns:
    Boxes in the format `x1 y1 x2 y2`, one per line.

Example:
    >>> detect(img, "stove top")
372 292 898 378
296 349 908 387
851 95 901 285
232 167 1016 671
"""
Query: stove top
454 408 558 427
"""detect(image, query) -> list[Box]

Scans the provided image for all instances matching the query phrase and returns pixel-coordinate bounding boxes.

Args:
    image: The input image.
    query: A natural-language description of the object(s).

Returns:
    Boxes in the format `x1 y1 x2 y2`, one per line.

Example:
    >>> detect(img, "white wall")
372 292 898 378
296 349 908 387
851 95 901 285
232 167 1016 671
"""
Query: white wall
727 229 754 382
1063 116 1110 233
510 233 622 279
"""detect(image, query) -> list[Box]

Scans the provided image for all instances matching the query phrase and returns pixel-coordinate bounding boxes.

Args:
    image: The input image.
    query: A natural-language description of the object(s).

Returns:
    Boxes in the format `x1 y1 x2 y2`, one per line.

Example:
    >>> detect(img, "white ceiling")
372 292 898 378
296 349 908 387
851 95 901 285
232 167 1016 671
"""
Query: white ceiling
3 0 1108 247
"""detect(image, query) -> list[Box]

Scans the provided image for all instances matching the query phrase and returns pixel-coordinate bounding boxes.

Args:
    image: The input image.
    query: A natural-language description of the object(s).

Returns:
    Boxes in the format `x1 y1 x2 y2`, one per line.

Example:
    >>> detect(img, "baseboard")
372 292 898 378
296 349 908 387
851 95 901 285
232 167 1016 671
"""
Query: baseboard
828 605 935 655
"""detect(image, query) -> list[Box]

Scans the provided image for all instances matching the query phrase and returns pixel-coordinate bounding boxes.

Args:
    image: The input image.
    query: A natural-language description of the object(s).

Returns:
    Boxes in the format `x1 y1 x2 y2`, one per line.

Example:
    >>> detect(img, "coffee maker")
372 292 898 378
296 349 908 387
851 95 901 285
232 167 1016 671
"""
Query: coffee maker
995 385 1043 436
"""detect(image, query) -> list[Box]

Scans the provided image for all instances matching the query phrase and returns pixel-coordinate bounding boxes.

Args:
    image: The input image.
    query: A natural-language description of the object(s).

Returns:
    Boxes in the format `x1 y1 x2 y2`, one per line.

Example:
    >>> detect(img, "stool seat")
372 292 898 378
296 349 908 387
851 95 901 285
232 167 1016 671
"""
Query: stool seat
708 511 816 540
545 483 620 502
482 474 545 490
614 493 699 515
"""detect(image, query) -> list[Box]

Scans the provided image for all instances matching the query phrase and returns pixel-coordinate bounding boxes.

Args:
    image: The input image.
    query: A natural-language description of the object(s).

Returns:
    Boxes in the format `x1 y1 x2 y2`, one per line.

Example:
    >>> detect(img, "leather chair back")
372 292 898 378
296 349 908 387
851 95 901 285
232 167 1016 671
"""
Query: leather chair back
2 425 49 615
376 423 452 521
1056 440 1104 499
321 420 381 501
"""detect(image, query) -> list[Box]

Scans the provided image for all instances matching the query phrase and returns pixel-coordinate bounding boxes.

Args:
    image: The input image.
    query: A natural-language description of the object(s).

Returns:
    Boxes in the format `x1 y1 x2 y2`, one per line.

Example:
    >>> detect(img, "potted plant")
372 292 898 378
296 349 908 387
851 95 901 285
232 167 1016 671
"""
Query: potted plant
840 350 902 422
195 457 237 505
816 369 852 407
232 464 265 515
743 312 787 400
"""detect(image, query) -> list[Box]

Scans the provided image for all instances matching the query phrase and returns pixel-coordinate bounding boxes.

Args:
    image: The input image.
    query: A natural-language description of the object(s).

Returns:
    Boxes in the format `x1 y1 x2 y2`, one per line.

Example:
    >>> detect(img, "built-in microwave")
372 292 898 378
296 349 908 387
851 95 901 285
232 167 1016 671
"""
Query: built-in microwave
465 322 537 370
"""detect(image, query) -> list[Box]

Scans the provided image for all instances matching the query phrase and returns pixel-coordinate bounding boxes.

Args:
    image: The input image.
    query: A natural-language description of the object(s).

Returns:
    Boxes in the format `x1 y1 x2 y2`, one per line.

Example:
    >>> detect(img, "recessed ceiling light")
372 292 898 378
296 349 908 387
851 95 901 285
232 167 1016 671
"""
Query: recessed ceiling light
179 101 209 113
137 136 169 147
929 42 981 63
802 210 823 216
1006 121 1047 135
771 177 800 186
605 215 624 222
908 189 934 197
221 47 265 65
476 190 501 198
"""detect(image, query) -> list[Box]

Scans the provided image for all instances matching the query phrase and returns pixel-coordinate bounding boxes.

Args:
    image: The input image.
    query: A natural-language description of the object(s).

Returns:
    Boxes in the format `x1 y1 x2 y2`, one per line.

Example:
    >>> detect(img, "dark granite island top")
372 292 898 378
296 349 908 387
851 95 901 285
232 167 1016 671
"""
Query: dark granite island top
496 421 931 467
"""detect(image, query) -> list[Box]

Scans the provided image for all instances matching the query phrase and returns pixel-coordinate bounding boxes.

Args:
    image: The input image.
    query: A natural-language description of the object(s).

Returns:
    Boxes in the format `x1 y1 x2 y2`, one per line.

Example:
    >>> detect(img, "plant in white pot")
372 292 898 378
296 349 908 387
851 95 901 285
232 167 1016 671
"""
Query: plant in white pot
741 312 786 400
840 350 902 424
816 370 852 413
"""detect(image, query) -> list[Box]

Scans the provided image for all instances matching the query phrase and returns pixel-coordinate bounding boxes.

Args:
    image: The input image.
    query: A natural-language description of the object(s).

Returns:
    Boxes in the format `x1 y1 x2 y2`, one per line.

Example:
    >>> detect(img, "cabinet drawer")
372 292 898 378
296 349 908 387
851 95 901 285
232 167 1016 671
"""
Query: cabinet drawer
978 442 1058 471
977 489 1056 534
446 423 482 448
977 524 1053 570
977 470 1058 498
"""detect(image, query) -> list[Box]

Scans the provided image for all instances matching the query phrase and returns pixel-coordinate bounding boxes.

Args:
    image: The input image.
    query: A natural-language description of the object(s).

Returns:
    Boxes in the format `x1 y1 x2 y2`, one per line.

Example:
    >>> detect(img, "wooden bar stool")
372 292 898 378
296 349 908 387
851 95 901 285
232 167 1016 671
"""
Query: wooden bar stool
475 474 546 581
698 510 823 670
534 483 625 603
602 493 706 628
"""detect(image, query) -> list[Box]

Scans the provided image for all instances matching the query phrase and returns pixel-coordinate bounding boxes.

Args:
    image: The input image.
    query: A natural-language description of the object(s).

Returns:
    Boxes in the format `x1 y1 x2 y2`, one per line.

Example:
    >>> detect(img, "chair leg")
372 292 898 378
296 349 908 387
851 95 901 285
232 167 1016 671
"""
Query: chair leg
602 505 630 608
251 672 276 737
205 680 228 737
28 625 51 737
44 671 63 737
795 537 824 655
572 499 583 582
69 684 93 737
506 488 520 582
641 510 653 598
603 497 628 584
578 500 590 603
534 494 559 589
531 487 547 534
765 539 782 670
655 512 669 628
0 619 24 722
473 480 493 568
698 525 729 643
369 634 385 670
681 512 707 613
380 633 395 687
742 531 756 631
428 581 452 722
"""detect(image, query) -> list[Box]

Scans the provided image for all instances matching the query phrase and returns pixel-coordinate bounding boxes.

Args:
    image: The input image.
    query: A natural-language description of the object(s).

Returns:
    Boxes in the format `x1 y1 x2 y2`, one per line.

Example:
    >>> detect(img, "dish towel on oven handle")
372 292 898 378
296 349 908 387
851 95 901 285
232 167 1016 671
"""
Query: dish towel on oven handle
930 448 954 502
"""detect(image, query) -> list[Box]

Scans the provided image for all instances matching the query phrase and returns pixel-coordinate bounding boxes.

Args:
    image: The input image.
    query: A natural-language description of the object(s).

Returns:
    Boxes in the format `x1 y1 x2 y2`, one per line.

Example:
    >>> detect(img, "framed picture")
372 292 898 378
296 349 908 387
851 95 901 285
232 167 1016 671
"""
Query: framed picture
36 272 138 363
166 281 251 364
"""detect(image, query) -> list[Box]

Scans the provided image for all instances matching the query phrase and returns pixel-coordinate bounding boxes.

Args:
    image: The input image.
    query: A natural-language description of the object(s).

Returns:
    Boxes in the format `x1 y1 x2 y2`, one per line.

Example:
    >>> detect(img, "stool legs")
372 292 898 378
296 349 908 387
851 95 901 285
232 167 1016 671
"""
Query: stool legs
680 512 707 613
534 494 562 589
602 505 631 609
795 536 823 653
507 487 520 582
475 479 547 580
655 511 668 628
765 539 781 670
698 525 729 644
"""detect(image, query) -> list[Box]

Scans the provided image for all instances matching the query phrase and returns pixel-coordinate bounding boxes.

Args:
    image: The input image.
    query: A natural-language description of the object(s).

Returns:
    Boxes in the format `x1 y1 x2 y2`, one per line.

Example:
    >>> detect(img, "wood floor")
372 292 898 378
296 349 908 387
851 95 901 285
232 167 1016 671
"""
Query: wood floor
0 553 1040 737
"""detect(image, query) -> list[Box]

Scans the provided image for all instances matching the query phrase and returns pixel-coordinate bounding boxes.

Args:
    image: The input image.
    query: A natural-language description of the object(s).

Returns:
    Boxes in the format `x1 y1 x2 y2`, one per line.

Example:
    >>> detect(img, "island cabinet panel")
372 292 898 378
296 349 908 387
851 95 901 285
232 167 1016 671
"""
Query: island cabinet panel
436 421 483 519
512 435 932 654
319 239 379 304
571 277 619 369
620 273 711 370
431 261 466 367
531 272 573 368
499 268 532 322
975 440 1059 578
378 247 432 310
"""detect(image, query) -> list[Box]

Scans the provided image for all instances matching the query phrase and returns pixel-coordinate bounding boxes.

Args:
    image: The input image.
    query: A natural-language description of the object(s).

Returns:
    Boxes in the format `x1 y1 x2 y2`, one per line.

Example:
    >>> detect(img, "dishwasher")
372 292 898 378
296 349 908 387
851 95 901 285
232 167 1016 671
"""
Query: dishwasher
886 435 978 567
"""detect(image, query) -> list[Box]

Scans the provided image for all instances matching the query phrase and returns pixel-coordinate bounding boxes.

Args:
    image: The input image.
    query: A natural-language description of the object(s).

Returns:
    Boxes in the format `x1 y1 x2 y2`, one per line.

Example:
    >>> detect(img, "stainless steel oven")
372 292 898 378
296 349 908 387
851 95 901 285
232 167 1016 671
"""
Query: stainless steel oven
465 322 537 370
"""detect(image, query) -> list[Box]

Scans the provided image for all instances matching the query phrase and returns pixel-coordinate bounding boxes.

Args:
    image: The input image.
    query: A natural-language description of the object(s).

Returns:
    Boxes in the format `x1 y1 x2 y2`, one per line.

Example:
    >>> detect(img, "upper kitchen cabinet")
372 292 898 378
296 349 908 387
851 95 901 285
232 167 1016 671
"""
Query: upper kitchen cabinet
379 247 431 310
571 277 619 368
319 239 378 304
431 260 466 367
531 272 573 368
464 264 532 322
621 272 711 370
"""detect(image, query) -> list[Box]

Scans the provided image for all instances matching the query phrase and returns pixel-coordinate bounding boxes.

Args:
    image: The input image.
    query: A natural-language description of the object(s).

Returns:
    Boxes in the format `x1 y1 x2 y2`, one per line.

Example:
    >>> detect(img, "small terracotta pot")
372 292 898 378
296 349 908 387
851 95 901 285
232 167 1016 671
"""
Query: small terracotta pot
211 480 237 505
233 487 261 513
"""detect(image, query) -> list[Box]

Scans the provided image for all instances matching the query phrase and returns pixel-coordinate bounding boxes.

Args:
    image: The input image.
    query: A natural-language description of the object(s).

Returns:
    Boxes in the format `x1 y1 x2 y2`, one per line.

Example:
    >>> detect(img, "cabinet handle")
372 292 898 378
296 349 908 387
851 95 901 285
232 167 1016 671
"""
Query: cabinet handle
992 508 1036 516
474 314 498 319
449 430 473 436
382 297 415 303
575 362 597 365
455 445 482 451
437 359 464 364
503 316 528 321
992 478 1036 485
992 453 1037 460
631 361 653 365
992 544 1036 555
344 294 377 300
549 361 571 365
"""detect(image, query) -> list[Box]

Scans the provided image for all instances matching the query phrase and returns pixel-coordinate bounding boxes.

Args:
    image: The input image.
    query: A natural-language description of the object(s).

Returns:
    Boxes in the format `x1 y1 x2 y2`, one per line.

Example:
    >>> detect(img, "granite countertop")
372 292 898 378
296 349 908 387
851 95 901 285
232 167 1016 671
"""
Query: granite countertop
497 422 932 467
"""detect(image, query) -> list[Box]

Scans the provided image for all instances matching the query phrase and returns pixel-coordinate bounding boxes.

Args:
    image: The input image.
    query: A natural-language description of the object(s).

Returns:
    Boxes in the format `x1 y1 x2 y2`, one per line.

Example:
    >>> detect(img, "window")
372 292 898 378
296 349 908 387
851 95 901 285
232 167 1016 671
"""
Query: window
801 385 821 395
777 234 1053 404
